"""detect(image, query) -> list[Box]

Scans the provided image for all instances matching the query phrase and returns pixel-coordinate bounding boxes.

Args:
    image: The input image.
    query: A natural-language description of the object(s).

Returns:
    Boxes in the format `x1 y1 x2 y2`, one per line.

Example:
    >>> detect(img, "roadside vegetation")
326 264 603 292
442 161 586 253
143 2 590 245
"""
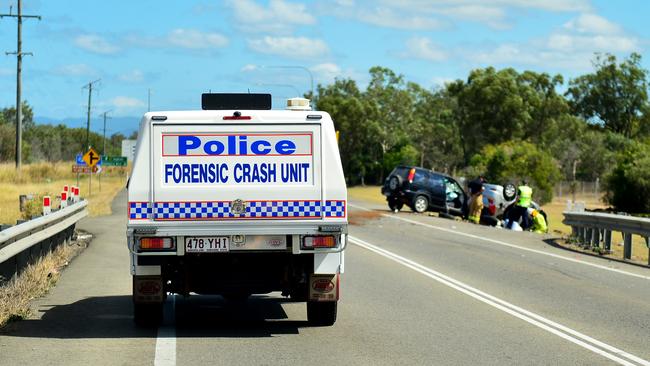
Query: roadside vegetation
316 52 650 213
0 233 90 328
0 162 127 225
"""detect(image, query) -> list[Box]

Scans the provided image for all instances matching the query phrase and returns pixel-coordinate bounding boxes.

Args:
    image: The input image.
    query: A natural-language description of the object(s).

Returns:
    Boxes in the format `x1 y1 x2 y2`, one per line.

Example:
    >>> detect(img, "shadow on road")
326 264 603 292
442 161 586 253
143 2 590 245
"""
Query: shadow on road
1 294 308 339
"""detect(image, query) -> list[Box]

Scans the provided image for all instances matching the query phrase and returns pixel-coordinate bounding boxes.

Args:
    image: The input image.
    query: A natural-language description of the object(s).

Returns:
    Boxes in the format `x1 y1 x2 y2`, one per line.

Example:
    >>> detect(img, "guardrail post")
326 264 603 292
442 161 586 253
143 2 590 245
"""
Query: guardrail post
585 228 593 248
603 230 612 252
623 233 632 260
591 228 600 248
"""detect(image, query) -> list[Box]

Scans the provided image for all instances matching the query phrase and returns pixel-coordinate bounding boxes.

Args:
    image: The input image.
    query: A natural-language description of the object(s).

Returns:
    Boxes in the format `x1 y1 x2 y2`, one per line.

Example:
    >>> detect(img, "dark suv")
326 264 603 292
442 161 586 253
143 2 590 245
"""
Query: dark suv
381 166 468 217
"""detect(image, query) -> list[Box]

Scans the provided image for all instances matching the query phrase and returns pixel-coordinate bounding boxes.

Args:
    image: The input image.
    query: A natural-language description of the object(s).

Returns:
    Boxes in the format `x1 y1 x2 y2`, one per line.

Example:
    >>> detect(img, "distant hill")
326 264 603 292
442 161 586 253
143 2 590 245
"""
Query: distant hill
35 116 140 137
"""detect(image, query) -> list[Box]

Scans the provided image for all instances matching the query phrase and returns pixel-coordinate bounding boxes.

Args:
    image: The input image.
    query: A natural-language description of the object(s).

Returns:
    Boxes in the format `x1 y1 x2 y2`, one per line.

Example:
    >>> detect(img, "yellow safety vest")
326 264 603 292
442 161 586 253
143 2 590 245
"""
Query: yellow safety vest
517 185 532 207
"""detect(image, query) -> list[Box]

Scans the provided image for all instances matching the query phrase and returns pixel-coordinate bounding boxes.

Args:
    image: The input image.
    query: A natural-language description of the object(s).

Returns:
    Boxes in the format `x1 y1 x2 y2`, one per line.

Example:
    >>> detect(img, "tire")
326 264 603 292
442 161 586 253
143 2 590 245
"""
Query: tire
133 302 163 326
307 301 337 326
503 183 517 201
388 198 403 212
388 176 402 191
412 195 428 213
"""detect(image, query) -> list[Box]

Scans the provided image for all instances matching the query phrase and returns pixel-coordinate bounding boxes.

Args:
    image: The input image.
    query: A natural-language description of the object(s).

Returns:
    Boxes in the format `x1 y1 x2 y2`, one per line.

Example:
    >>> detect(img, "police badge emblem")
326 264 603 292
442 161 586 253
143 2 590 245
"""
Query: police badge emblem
230 199 246 215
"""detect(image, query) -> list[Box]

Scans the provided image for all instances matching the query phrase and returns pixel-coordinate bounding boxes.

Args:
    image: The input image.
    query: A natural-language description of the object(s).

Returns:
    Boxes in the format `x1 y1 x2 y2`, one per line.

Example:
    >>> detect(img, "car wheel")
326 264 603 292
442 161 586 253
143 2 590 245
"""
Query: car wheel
412 195 428 213
503 183 517 201
388 176 401 191
388 198 403 212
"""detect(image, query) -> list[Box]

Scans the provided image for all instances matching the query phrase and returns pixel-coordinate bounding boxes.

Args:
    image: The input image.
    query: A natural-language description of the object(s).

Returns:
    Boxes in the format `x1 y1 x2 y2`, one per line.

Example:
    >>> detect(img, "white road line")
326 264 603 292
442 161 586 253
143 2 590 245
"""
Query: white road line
350 236 650 366
349 203 650 281
154 295 177 366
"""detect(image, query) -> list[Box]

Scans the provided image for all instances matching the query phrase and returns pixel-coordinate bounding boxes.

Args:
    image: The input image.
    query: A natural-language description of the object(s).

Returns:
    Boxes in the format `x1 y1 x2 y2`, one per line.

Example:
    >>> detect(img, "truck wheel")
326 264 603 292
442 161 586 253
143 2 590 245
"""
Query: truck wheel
307 301 337 326
133 302 163 326
412 195 428 213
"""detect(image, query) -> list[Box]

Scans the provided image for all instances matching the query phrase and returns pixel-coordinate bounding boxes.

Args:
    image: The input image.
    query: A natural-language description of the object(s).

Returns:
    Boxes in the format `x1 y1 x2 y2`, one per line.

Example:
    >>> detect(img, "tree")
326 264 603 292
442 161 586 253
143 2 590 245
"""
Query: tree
469 141 561 204
0 101 35 130
447 67 569 162
566 53 648 137
604 141 650 213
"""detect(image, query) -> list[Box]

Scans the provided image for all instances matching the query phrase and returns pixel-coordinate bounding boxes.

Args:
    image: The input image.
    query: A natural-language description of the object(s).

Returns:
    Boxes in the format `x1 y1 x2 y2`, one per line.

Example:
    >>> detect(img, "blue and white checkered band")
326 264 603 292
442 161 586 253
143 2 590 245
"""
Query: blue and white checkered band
323 200 346 217
128 200 346 220
129 202 153 219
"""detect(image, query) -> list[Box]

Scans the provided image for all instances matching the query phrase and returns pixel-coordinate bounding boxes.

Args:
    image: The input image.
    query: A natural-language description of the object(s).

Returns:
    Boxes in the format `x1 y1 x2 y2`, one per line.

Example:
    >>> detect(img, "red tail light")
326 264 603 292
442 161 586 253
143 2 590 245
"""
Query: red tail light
487 198 496 216
139 237 174 250
302 235 337 249
407 168 416 183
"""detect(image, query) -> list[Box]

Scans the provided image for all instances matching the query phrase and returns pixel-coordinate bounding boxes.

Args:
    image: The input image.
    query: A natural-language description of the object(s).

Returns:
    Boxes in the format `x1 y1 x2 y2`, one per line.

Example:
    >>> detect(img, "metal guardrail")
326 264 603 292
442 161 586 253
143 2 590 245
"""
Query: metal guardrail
0 200 88 282
563 210 650 265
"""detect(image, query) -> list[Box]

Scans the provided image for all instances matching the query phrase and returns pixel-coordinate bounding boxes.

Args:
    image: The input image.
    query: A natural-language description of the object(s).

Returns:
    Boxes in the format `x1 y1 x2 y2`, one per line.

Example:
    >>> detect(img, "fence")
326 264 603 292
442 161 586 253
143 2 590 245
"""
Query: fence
555 180 602 201
563 204 650 266
0 200 88 283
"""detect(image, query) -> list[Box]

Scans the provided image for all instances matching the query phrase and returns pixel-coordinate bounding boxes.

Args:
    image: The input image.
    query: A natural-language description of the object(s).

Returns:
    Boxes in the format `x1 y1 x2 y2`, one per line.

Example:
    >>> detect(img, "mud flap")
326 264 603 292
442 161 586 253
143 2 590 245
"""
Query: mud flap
133 276 163 303
309 274 338 302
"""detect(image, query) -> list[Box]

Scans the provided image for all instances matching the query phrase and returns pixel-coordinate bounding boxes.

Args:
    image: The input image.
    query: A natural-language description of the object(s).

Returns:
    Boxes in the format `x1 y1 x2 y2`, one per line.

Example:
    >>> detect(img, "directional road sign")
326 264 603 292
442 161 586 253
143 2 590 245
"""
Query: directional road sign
82 148 101 167
102 156 127 167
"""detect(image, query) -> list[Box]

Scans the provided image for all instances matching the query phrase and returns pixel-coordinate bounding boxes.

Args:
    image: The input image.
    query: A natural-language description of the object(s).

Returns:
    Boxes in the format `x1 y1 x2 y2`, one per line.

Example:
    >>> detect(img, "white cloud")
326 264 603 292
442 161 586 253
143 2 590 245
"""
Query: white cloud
125 29 228 50
74 34 120 55
53 64 97 77
112 96 145 108
323 0 592 30
167 29 228 49
311 63 342 81
402 37 448 61
563 13 621 35
359 7 446 30
118 70 144 83
226 0 316 33
241 64 258 72
248 36 329 58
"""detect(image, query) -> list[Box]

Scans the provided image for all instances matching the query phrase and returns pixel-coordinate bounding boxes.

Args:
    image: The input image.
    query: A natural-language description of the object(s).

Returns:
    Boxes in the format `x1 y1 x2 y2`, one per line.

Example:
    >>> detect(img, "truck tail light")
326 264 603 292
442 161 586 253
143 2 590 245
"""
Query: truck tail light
407 168 416 183
139 237 174 250
302 235 337 249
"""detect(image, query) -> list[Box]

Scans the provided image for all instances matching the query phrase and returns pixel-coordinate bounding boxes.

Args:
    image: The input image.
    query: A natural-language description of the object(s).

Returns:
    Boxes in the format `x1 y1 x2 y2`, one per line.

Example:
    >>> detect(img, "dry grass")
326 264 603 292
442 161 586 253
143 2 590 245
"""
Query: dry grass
0 162 127 225
0 234 90 327
541 195 649 264
348 185 386 205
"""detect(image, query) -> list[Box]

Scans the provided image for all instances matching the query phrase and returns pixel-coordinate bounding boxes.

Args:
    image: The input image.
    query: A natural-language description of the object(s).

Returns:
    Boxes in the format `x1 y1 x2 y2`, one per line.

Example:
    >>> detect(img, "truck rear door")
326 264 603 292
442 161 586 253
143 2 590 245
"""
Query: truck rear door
151 122 322 221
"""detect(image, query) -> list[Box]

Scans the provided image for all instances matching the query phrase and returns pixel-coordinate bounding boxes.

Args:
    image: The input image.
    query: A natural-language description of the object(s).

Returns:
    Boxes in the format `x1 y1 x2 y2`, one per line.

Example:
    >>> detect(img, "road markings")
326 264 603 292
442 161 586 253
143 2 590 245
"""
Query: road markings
155 295 176 366
349 236 650 366
349 203 650 281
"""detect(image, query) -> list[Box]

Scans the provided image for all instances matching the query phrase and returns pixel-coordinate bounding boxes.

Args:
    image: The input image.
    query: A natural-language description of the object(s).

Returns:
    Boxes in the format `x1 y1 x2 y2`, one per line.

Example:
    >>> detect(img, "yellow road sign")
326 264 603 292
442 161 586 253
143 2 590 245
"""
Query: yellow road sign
83 148 101 167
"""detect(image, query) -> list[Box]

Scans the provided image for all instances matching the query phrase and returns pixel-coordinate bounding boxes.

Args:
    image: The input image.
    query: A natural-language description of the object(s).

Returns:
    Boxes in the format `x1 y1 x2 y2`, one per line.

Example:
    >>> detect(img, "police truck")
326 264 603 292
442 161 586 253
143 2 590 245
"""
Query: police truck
126 94 347 326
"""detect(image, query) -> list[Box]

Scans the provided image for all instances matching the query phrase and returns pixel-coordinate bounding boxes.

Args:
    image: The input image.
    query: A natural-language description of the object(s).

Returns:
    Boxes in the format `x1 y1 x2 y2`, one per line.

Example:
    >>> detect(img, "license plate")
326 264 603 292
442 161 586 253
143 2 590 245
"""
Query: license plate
185 236 229 253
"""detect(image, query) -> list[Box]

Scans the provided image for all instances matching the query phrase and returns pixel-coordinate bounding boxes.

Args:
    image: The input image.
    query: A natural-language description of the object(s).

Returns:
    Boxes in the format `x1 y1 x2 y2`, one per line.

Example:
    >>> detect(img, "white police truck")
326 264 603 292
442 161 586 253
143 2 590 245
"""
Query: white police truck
127 94 347 326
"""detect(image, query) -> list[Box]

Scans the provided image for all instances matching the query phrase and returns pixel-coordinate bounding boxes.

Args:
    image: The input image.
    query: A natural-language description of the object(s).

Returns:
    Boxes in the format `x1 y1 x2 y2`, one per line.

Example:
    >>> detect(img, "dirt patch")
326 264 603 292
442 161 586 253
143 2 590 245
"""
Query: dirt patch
0 229 92 328
349 210 383 226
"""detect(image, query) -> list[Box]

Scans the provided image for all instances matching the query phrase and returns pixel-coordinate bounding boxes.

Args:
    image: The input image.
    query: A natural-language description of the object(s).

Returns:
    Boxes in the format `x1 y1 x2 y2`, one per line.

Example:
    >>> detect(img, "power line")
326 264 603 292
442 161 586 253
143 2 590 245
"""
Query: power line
1 0 42 170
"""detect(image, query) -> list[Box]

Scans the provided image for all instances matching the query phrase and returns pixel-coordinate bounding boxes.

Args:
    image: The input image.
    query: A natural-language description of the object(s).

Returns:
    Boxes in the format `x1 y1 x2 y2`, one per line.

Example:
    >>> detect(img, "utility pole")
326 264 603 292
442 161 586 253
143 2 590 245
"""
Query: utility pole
1 1 41 170
147 88 151 112
82 79 100 150
101 110 112 155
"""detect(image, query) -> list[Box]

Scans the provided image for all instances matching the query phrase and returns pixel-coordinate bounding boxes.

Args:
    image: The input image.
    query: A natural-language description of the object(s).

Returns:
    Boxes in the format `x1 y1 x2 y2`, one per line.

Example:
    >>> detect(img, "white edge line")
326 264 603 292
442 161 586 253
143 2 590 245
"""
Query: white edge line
154 295 177 366
350 236 649 366
349 203 650 281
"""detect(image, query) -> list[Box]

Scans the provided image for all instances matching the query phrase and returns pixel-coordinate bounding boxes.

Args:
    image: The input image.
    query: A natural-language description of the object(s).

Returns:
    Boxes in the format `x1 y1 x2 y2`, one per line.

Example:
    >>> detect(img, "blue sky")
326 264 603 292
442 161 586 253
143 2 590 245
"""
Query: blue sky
0 0 649 133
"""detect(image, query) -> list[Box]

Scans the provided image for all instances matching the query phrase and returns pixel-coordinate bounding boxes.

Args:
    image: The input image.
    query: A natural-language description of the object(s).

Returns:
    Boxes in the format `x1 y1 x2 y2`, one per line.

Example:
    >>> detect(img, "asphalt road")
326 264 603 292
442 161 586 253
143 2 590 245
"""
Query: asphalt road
1 192 649 365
